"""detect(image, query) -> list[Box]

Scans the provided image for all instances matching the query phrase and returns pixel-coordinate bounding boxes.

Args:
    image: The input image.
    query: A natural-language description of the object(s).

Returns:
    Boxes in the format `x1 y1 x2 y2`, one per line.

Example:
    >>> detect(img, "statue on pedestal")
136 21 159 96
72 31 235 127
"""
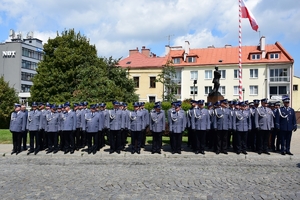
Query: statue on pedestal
209 66 221 96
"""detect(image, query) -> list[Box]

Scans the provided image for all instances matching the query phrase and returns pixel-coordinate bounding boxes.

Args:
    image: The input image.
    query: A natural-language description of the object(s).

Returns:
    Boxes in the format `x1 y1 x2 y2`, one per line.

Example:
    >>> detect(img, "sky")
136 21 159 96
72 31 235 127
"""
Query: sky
1 0 300 76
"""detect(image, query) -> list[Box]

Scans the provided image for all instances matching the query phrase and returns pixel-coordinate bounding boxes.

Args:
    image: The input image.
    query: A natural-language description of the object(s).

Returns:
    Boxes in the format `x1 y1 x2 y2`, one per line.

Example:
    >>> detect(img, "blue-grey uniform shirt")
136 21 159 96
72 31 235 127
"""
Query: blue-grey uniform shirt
232 109 252 132
168 110 187 134
61 110 77 131
46 112 61 132
213 107 232 130
129 110 145 131
255 106 274 130
108 109 125 130
10 111 27 132
27 110 42 131
149 110 165 132
82 112 100 133
275 106 297 132
191 108 211 130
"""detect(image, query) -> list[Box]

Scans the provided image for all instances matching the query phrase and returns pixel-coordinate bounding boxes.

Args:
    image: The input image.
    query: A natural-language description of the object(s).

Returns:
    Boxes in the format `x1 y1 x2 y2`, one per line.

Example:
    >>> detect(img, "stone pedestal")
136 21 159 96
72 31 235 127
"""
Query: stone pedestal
207 92 224 104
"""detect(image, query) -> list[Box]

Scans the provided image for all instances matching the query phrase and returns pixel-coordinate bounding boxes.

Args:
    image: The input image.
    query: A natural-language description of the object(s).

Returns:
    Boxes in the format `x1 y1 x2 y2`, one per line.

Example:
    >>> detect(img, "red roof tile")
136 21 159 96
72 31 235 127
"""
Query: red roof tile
118 52 166 69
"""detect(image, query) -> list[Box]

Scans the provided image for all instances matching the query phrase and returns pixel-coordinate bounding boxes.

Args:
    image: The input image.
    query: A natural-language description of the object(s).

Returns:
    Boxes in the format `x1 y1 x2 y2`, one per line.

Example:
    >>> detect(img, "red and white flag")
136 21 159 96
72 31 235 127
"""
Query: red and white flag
241 0 259 31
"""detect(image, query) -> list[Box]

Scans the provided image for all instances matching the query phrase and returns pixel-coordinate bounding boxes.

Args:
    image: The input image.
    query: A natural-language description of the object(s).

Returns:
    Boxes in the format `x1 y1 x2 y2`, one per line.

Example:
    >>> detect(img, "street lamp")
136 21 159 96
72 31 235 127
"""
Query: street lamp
242 88 245 101
193 79 197 100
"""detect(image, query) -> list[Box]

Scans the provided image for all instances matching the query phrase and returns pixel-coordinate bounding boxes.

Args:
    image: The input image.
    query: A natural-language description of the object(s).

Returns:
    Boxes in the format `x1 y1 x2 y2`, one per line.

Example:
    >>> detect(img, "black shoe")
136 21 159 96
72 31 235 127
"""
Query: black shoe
242 151 248 155
151 151 154 154
117 150 121 154
88 150 92 154
171 151 175 154
236 151 240 155
200 151 205 155
263 151 270 155
23 147 27 151
53 150 58 154
195 151 199 154
34 151 38 155
109 150 114 154
11 151 16 155
70 150 74 154
286 152 293 156
216 151 220 155
64 150 69 154
222 151 228 154
16 151 21 155
258 151 262 155
158 151 161 154
27 151 33 155
131 151 134 154
178 151 181 154
137 151 140 154
281 152 286 155
46 150 52 154
93 150 97 155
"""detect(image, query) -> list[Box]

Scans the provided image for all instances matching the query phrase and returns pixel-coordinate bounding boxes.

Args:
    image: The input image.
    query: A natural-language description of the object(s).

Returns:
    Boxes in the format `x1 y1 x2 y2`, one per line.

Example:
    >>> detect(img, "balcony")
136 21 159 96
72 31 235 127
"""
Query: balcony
171 78 182 85
269 76 290 82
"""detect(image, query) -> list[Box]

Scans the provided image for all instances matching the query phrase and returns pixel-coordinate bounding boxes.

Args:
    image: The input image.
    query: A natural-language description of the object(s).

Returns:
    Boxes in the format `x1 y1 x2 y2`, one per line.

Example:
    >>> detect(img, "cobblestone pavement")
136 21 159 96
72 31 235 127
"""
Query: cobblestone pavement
0 152 300 200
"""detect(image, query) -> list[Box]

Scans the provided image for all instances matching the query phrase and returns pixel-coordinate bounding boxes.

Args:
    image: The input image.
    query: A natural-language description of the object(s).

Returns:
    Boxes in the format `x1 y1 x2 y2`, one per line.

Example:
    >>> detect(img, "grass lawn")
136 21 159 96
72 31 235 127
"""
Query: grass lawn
0 129 188 144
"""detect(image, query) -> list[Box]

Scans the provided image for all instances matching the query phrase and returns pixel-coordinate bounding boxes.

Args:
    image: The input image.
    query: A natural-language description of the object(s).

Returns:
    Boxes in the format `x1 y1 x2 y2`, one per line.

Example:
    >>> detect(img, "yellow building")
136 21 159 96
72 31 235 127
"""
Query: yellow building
118 46 165 102
292 76 300 110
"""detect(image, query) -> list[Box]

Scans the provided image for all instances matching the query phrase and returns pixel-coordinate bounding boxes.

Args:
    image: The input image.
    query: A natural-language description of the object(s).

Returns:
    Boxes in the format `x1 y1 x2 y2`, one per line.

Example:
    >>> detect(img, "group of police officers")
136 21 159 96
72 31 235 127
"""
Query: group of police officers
9 97 297 156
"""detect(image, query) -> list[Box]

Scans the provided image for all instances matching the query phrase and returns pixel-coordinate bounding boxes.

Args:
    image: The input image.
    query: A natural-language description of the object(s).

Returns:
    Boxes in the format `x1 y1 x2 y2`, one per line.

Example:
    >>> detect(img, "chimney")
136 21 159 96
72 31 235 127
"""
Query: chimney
207 45 215 48
141 46 150 57
184 41 190 55
260 36 266 58
165 45 170 55
129 47 139 56
225 44 232 48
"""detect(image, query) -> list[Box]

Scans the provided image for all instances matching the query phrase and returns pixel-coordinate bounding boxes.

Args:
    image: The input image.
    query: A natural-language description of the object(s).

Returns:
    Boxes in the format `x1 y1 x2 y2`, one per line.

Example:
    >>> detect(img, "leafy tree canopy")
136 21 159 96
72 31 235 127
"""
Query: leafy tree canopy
30 29 138 103
0 76 19 128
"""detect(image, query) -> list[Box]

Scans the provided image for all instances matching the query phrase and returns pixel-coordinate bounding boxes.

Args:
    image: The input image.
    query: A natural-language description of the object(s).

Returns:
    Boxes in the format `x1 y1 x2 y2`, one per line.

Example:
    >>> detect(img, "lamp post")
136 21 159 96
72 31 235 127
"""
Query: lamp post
242 88 245 101
193 79 197 100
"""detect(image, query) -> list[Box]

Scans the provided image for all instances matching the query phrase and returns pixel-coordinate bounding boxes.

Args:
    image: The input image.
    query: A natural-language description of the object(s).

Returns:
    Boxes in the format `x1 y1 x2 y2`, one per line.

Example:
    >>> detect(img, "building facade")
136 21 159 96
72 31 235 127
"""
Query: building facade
118 46 165 102
168 37 294 106
0 30 43 105
292 76 300 110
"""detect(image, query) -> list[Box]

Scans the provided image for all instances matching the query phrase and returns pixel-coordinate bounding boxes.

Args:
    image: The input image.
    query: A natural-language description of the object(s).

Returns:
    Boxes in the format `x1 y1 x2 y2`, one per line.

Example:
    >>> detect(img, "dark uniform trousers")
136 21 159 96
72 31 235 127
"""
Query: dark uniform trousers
236 131 248 153
109 130 122 151
152 131 162 153
248 129 257 151
47 132 58 151
87 132 98 151
257 130 270 152
75 128 82 149
63 131 75 151
121 129 128 148
29 131 39 151
271 128 280 151
171 132 182 152
216 130 228 152
58 131 64 150
22 130 28 150
195 130 206 151
131 131 142 152
42 129 48 149
280 131 292 153
98 130 104 150
12 131 22 152
141 127 147 147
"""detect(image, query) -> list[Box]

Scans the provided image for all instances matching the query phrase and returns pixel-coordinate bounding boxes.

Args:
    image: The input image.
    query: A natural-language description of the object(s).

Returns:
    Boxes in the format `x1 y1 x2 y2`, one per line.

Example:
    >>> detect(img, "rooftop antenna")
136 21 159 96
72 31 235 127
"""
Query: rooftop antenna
9 29 15 39
166 34 174 46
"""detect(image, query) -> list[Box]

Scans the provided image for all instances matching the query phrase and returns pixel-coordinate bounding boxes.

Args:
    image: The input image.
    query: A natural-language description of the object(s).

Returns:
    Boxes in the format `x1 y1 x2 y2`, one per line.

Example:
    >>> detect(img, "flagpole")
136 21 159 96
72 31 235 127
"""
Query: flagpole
238 0 243 101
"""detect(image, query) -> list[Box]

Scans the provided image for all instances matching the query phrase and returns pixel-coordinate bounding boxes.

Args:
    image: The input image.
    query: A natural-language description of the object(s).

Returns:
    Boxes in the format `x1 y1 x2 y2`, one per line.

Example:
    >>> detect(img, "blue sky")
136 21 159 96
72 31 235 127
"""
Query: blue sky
1 0 299 76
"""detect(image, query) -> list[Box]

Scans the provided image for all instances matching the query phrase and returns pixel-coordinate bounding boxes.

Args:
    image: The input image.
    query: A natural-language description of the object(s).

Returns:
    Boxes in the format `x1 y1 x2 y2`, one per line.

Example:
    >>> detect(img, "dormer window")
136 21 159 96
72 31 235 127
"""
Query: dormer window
173 58 180 64
270 53 279 59
251 54 261 60
187 57 196 63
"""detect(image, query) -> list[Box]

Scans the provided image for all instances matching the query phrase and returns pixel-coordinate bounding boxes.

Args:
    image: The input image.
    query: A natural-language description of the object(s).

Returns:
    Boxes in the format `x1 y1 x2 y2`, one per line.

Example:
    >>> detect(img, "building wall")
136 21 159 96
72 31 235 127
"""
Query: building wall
292 76 300 110
128 68 163 102
181 64 269 102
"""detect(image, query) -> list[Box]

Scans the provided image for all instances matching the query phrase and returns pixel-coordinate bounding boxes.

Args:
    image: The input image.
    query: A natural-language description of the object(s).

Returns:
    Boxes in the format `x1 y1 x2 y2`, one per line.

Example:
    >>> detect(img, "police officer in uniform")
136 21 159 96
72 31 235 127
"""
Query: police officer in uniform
61 102 76 154
45 104 60 154
108 101 125 154
149 104 165 154
82 104 100 154
187 100 197 150
276 97 297 155
206 102 215 150
74 103 82 151
168 103 186 154
129 102 145 154
99 103 109 149
140 102 149 148
27 102 42 155
81 101 90 148
10 104 26 155
214 99 232 154
271 101 281 152
232 101 251 154
255 98 274 155
20 104 28 151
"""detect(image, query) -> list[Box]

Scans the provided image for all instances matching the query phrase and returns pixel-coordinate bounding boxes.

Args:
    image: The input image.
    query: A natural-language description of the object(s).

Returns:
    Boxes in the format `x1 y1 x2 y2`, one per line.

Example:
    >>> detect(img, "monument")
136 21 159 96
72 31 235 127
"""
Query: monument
207 66 224 103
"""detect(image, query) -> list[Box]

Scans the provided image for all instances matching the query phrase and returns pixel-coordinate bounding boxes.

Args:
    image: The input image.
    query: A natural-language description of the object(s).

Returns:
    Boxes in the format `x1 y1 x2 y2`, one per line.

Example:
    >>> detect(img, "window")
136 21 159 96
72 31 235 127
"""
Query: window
22 47 43 60
249 86 258 95
234 69 239 79
204 86 212 95
173 58 180 64
218 86 225 95
270 53 279 59
220 70 226 79
190 71 198 80
172 86 181 95
21 72 35 81
150 77 156 88
205 70 212 79
21 84 31 92
250 69 258 78
190 86 198 95
293 85 298 91
149 96 156 103
251 54 261 60
22 60 38 70
270 86 288 95
187 57 196 63
270 68 289 82
133 77 139 88
233 86 239 95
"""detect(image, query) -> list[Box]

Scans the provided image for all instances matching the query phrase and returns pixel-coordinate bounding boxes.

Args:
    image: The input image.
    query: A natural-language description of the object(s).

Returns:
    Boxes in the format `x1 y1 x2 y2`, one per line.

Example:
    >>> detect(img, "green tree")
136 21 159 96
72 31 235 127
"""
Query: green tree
0 76 19 128
156 61 178 102
30 29 138 103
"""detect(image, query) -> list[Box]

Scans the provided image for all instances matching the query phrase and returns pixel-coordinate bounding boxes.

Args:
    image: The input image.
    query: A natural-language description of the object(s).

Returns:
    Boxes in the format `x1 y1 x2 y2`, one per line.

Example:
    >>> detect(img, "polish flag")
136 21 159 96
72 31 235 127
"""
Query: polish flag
241 0 259 31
